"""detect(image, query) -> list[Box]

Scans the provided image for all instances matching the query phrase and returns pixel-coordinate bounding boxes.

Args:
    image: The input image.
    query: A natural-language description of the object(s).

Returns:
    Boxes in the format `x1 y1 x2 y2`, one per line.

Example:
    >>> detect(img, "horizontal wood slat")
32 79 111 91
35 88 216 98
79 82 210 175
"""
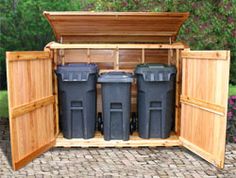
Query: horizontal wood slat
181 50 228 60
7 51 51 62
11 95 55 118
56 132 181 147
61 32 177 36
14 139 55 170
44 11 189 16
180 95 225 116
62 35 172 43
49 42 186 49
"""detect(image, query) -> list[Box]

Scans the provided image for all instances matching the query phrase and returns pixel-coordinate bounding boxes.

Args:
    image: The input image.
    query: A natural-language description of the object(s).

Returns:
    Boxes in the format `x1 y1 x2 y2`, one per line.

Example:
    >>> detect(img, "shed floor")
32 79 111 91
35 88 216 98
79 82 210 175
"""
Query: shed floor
0 118 236 177
56 132 180 147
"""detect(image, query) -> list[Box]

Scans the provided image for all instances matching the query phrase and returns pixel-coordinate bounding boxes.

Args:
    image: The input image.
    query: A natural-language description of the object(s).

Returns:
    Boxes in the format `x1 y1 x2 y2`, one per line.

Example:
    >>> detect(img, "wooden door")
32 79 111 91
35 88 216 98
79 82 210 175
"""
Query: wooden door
180 50 230 168
6 51 56 170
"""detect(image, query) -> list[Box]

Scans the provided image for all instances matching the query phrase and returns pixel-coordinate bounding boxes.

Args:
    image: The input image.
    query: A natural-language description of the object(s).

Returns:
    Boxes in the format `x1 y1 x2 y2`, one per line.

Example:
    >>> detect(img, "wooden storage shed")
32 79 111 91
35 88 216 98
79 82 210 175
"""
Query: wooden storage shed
6 11 230 170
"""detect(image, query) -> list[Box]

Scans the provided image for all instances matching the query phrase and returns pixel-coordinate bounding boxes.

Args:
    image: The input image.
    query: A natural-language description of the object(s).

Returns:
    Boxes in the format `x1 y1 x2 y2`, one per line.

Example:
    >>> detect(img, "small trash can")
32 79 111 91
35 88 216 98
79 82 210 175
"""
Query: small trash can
98 72 133 141
56 64 98 139
135 64 176 139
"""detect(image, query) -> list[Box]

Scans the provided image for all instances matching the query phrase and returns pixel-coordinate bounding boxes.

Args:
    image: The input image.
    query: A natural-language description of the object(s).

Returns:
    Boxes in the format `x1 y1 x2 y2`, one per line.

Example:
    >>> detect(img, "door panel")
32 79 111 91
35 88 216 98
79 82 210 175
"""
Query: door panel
6 51 56 170
180 50 230 168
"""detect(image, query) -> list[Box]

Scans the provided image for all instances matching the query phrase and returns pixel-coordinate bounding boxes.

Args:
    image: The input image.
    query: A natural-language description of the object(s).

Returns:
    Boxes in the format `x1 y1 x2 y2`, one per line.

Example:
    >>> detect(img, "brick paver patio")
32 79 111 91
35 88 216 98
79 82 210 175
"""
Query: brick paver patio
1 118 236 178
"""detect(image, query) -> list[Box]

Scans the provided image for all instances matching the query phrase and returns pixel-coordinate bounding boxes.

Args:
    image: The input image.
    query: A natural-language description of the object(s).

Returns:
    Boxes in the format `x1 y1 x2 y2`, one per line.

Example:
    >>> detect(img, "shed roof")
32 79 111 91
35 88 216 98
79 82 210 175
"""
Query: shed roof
43 11 189 43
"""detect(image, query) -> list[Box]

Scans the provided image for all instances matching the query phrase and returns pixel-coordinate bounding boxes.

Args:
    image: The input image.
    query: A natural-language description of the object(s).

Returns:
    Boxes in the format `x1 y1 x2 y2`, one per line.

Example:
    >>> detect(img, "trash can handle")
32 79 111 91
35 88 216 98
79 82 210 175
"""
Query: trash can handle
148 66 165 69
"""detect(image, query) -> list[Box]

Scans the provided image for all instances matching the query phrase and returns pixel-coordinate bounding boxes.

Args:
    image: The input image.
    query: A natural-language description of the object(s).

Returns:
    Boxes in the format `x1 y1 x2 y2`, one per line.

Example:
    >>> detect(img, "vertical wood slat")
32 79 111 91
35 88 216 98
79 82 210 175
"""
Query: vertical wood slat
141 48 145 64
6 51 56 170
60 49 65 65
175 49 180 135
53 49 59 136
115 48 119 70
6 52 17 169
180 50 230 168
87 48 91 63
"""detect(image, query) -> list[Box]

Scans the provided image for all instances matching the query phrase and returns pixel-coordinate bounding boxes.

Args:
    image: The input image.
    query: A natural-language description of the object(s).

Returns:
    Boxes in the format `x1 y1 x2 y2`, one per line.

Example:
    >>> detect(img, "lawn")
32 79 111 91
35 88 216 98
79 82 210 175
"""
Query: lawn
229 85 236 96
0 90 8 118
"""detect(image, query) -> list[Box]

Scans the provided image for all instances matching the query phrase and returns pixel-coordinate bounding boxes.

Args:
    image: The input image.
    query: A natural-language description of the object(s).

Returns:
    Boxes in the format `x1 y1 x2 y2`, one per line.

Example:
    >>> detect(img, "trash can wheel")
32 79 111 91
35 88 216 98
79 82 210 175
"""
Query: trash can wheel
130 112 137 135
97 113 104 135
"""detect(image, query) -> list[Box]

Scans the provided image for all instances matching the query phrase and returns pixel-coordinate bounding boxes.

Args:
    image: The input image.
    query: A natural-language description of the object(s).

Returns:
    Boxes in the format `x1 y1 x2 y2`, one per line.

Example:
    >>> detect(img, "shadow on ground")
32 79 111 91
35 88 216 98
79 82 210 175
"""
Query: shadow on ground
0 118 12 167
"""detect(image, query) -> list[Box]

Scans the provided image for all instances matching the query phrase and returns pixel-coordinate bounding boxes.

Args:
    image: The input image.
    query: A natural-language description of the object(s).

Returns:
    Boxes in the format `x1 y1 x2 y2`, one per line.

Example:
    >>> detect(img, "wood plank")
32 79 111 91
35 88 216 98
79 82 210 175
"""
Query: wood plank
180 95 225 116
63 49 168 69
180 50 230 169
115 48 119 70
62 35 172 43
53 50 59 136
175 49 181 135
141 48 145 63
144 49 168 64
60 32 177 36
181 50 229 60
7 51 50 62
43 11 189 43
55 132 181 147
11 96 55 118
6 50 18 170
14 139 55 170
7 51 56 170
44 11 190 16
49 42 186 50
179 137 222 168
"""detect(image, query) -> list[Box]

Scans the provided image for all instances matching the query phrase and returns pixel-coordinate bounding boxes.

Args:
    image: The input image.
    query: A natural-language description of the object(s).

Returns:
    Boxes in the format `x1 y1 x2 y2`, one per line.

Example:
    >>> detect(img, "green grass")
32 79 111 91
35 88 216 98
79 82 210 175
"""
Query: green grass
0 90 8 118
229 85 236 96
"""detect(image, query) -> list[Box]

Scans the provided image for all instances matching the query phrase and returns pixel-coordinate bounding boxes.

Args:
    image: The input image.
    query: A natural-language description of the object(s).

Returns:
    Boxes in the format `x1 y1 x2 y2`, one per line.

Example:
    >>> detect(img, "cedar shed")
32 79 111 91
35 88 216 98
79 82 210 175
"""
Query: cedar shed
6 12 230 170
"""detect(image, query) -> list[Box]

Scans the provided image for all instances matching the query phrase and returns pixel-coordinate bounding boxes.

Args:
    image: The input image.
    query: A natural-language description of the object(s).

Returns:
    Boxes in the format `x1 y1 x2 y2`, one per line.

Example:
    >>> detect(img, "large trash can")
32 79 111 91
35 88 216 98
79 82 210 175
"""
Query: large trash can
56 64 98 139
98 72 133 141
135 64 176 139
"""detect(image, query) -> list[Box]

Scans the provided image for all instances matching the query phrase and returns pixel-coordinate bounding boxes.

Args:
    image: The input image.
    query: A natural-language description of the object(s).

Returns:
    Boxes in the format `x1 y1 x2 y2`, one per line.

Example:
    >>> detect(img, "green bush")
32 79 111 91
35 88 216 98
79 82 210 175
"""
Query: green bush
0 0 235 88
227 96 236 143
0 90 8 118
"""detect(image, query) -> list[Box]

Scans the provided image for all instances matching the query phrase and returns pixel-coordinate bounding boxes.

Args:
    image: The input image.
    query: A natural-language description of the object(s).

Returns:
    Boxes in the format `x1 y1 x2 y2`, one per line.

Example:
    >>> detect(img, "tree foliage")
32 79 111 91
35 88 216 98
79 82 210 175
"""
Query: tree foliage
0 0 236 89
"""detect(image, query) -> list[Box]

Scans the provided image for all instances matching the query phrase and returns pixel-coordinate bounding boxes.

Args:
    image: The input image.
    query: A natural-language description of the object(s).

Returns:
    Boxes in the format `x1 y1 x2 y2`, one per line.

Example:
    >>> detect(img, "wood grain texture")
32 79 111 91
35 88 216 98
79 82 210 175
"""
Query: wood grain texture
11 95 55 118
53 50 60 136
6 51 56 170
56 132 181 147
44 12 189 43
49 42 187 49
14 139 55 170
7 51 50 62
180 95 225 116
180 50 230 168
175 49 181 135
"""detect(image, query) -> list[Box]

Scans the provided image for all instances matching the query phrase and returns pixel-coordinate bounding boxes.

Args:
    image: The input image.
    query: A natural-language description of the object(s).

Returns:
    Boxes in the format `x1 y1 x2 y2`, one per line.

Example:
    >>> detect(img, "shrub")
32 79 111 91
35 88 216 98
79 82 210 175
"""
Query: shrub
227 96 236 143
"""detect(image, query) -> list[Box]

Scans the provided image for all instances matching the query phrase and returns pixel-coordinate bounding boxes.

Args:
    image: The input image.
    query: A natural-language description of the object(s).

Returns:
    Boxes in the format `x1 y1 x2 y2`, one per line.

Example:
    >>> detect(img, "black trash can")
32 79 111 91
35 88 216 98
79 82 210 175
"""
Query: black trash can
56 64 98 139
98 72 133 141
135 64 176 139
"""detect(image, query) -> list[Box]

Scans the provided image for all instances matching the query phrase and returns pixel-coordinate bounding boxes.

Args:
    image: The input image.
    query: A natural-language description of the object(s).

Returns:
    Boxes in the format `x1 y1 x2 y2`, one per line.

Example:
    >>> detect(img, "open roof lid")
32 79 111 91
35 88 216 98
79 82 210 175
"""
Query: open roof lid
43 11 189 43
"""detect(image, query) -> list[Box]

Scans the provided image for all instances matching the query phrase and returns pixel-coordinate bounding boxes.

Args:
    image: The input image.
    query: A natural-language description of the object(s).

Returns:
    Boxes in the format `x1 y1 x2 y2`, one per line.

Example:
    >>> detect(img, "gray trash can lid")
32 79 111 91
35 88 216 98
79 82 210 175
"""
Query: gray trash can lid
56 63 98 82
98 71 133 83
135 64 176 82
